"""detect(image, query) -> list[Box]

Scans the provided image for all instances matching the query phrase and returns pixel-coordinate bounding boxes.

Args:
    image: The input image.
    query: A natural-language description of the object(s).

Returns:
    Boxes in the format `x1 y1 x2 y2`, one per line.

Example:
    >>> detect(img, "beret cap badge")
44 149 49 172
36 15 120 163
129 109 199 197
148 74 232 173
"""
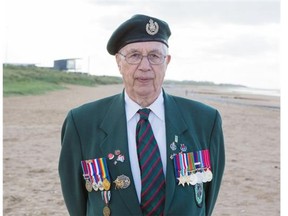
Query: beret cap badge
107 14 171 55
146 19 159 35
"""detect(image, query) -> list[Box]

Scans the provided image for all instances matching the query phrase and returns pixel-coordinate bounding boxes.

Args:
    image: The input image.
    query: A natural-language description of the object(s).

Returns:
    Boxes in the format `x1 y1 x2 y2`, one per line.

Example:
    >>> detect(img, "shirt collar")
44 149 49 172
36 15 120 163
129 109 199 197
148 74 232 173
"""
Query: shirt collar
125 90 165 122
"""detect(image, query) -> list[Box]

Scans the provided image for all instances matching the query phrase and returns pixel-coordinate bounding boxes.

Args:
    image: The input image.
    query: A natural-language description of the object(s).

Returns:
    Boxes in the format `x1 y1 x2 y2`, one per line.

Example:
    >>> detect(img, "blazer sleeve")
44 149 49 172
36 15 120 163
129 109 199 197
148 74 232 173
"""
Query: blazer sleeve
58 110 87 216
205 110 225 215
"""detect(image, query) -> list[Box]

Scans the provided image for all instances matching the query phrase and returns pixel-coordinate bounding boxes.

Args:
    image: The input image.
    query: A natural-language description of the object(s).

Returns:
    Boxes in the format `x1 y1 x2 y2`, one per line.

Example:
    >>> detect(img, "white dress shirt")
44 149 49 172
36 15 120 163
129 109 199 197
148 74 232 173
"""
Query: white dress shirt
124 90 167 203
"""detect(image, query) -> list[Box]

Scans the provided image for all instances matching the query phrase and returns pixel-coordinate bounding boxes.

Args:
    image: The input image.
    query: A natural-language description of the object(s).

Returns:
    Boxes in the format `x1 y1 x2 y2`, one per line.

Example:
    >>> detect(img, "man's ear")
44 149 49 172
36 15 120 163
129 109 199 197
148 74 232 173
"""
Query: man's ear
166 54 171 65
115 54 122 71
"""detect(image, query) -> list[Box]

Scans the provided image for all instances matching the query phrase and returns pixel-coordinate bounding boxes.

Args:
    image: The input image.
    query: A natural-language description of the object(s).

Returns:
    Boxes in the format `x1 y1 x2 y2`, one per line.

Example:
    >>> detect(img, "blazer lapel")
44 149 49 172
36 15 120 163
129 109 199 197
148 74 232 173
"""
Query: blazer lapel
99 92 142 215
163 91 188 214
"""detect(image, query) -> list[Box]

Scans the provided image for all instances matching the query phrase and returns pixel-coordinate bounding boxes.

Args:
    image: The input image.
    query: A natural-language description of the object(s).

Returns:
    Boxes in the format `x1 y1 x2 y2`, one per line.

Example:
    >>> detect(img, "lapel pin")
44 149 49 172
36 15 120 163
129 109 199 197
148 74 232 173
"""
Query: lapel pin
180 144 187 152
170 142 177 151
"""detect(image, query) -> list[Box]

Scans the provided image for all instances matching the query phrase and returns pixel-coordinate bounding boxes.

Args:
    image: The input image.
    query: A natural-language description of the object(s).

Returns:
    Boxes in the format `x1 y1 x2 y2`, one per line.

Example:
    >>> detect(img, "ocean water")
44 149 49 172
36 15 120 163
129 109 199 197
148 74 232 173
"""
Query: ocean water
230 87 280 97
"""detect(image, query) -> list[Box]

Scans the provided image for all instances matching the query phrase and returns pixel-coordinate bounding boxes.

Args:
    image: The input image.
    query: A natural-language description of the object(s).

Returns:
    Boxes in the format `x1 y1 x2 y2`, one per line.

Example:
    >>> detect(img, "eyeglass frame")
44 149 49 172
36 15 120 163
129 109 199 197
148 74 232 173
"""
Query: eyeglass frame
117 52 167 65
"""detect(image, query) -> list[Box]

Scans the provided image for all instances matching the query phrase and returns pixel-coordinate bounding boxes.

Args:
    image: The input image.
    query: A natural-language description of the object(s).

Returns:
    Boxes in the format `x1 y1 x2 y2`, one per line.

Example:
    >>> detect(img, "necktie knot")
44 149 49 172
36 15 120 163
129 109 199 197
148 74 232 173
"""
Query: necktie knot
137 108 151 120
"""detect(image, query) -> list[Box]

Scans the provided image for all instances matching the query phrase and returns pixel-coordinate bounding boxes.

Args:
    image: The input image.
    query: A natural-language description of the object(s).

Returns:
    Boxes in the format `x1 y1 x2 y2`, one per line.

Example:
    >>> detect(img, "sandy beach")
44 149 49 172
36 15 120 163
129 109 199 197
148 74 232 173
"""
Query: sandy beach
3 84 280 215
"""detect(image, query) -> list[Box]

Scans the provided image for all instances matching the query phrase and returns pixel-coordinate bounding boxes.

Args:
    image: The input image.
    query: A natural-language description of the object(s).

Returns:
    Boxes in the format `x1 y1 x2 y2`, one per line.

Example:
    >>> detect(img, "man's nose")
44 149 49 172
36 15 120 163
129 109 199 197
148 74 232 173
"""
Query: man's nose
138 56 151 69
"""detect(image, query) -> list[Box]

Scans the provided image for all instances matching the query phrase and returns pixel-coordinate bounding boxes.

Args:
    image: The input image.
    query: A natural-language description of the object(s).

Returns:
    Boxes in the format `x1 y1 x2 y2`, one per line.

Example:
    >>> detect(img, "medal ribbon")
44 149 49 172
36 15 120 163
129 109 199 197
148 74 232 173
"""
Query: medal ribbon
203 149 212 170
173 149 212 182
81 161 90 180
94 158 111 182
93 159 102 182
98 158 110 182
173 153 181 178
173 153 191 178
181 153 188 176
90 159 100 183
193 151 201 170
81 158 111 184
198 150 204 171
102 158 111 181
86 161 95 184
101 191 111 205
187 152 195 174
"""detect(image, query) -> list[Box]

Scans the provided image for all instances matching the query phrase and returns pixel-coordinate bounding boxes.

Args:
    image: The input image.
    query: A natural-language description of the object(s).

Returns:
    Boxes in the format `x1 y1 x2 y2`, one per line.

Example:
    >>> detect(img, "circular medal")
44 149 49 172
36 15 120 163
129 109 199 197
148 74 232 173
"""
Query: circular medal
201 169 207 183
85 180 93 192
98 181 104 191
196 171 203 183
103 206 111 216
189 173 197 186
202 174 207 183
204 169 213 182
92 181 99 191
103 178 111 191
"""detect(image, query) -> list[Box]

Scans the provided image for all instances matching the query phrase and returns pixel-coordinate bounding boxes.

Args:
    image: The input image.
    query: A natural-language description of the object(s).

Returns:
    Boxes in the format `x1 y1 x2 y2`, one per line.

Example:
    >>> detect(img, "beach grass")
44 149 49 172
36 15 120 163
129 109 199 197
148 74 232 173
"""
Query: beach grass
3 65 247 97
3 65 123 96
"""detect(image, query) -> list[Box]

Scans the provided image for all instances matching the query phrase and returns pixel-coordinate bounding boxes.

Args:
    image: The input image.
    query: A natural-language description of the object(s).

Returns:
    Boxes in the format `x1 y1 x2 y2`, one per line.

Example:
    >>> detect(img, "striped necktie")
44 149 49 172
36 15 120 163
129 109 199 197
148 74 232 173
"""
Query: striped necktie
136 108 165 216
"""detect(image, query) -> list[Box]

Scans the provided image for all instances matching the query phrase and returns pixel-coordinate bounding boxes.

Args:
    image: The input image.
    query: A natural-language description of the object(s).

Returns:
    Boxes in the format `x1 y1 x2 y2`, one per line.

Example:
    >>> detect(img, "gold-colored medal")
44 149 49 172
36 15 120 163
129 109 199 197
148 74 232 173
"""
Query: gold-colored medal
103 178 111 191
103 206 111 216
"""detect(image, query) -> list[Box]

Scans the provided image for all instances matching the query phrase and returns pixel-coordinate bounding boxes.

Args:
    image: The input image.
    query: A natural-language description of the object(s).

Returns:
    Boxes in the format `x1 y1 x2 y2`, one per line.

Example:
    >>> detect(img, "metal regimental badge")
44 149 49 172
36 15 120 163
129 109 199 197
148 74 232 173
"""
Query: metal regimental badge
114 175 130 189
195 183 203 207
146 19 159 35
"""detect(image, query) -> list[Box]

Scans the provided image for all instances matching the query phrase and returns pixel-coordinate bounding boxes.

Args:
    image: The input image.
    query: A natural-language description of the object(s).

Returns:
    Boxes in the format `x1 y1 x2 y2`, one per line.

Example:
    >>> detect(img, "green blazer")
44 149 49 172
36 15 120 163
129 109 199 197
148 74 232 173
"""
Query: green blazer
59 90 225 216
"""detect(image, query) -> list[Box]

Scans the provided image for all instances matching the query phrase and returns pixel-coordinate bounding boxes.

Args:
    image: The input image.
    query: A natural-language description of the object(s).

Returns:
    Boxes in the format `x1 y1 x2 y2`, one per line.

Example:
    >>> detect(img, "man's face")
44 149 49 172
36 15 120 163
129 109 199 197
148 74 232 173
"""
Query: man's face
116 41 171 101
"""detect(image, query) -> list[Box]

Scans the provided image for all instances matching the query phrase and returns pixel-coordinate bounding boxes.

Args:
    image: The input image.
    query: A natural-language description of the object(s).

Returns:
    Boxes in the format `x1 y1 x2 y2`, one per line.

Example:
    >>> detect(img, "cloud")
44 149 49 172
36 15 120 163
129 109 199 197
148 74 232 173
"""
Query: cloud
202 24 279 58
159 1 280 25
86 1 280 26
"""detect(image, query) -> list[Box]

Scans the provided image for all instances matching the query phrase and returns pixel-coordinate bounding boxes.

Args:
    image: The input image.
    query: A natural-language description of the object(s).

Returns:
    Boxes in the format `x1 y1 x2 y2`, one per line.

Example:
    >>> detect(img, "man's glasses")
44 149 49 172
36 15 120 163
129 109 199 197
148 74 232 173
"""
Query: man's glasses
118 52 167 65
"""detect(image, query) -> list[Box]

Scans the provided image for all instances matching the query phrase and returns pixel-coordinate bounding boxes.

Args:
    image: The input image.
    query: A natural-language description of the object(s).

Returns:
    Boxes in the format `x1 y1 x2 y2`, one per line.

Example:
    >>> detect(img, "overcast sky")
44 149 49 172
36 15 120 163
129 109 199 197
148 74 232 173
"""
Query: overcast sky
3 0 281 89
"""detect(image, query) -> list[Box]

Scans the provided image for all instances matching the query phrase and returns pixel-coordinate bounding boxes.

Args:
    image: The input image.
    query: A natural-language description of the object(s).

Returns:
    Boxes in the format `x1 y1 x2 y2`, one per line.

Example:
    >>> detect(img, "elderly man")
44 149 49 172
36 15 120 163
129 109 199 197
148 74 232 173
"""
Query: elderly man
59 14 225 216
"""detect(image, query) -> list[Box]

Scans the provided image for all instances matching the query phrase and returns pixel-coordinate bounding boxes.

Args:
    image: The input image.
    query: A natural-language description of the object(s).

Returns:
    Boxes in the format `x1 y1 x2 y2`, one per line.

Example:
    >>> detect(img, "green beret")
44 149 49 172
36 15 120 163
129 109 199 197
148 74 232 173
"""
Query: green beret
107 14 171 55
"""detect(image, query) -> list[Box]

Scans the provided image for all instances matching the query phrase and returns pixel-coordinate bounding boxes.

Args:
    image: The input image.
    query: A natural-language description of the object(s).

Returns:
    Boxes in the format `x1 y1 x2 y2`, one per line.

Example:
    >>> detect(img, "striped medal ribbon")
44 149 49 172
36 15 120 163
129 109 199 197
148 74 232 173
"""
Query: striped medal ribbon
81 158 111 192
173 149 213 186
81 160 93 192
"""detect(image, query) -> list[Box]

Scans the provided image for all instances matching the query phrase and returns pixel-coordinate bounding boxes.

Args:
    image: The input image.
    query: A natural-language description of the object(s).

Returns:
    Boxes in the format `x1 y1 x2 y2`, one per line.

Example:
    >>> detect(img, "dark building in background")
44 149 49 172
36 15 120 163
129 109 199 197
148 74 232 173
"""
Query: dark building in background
53 58 82 72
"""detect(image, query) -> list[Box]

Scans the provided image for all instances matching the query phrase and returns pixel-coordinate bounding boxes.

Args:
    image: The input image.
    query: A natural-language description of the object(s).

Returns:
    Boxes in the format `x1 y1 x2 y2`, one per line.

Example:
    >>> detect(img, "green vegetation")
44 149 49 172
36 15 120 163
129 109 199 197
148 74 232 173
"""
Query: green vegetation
3 64 246 97
3 65 123 96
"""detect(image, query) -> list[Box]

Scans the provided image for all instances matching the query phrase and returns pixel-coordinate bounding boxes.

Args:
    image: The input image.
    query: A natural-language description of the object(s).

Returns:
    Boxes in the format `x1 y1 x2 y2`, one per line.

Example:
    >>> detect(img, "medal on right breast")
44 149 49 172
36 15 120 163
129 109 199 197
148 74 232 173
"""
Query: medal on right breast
103 205 110 216
103 178 111 191
85 180 93 192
